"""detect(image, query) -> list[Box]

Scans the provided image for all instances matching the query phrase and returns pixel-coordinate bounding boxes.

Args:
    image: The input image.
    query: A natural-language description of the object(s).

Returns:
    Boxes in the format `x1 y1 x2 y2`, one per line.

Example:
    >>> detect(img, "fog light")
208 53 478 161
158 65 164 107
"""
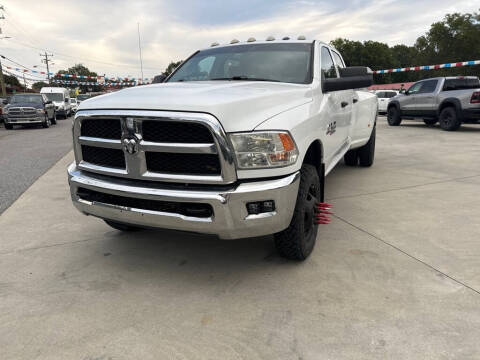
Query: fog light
247 200 275 215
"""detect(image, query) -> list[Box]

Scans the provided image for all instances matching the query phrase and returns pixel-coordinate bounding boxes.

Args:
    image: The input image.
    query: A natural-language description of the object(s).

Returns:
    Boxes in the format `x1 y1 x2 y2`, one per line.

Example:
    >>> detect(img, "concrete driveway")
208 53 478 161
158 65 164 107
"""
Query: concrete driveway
1 117 479 359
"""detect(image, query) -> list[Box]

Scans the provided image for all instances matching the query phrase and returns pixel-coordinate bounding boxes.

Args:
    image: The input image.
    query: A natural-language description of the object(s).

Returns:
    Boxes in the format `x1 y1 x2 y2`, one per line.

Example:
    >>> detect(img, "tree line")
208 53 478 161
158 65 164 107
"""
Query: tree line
331 11 480 84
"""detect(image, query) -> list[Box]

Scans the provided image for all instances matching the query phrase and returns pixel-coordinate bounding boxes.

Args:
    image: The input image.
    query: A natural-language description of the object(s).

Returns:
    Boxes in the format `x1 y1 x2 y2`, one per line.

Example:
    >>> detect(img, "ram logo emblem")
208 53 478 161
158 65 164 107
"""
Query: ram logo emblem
326 121 337 135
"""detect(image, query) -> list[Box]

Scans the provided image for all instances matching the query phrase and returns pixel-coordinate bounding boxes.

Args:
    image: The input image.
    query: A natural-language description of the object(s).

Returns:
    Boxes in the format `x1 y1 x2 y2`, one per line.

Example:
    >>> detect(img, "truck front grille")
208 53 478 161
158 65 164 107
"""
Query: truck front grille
77 187 213 218
145 152 221 175
142 120 214 143
8 107 36 117
81 145 126 169
73 111 236 184
81 118 122 139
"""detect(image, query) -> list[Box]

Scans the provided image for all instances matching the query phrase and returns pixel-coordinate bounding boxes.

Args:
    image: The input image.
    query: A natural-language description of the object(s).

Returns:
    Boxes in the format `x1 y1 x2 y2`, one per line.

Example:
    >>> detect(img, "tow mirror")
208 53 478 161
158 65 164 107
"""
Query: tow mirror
45 100 52 104
152 74 167 83
2 99 7 105
323 66 373 92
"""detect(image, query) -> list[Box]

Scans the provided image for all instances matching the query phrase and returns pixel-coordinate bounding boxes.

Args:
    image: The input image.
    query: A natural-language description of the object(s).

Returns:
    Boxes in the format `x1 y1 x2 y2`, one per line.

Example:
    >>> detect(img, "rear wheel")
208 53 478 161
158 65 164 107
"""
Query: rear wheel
274 164 320 261
387 106 402 126
358 126 376 167
104 220 142 232
423 118 437 126
51 111 57 125
344 149 358 166
439 107 461 131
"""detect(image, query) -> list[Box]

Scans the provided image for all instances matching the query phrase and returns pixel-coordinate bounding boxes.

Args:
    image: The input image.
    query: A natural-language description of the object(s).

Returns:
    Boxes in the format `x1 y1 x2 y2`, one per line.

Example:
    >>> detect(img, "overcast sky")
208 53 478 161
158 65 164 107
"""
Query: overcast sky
0 0 478 83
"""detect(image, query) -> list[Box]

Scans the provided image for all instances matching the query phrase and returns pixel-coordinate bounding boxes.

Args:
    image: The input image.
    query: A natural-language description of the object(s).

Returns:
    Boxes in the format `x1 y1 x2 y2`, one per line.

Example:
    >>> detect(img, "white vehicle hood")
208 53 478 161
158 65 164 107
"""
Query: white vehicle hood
79 81 313 132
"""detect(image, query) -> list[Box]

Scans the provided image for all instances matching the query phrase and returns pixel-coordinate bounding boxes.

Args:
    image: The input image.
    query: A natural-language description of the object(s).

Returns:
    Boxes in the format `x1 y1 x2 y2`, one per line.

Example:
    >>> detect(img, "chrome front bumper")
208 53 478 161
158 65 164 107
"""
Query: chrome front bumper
68 163 300 239
6 116 43 124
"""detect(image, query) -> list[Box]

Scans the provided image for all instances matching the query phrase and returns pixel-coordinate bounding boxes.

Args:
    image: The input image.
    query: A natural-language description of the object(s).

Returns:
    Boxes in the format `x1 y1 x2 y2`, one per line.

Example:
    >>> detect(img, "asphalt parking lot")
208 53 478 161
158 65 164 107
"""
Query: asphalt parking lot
1 116 480 359
0 117 73 214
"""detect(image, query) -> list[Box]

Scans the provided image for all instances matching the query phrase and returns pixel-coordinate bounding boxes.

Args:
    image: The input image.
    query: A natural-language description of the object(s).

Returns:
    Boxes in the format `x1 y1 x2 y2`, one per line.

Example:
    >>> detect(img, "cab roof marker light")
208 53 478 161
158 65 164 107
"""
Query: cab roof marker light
266 36 275 41
230 39 240 44
247 37 256 42
211 42 219 47
297 35 306 40
282 36 290 40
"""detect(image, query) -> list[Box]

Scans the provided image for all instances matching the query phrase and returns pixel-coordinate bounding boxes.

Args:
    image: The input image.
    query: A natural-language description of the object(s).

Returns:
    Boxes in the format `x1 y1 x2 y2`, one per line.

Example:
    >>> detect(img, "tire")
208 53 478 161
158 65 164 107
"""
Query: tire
51 111 57 125
387 106 402 126
344 149 358 166
358 126 376 167
439 107 461 131
423 118 437 126
104 220 142 232
4 123 13 130
274 164 320 261
42 115 51 128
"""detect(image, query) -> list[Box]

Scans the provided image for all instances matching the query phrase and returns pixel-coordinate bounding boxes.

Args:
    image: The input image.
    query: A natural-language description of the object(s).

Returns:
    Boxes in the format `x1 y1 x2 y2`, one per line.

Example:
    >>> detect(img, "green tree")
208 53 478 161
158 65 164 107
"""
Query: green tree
164 61 182 76
32 81 48 91
54 64 103 93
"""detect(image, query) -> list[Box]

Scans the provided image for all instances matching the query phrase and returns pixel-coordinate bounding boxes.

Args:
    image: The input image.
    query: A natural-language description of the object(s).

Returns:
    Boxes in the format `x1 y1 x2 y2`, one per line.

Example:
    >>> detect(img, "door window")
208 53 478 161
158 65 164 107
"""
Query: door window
407 82 423 95
418 80 438 94
321 47 337 79
331 51 345 69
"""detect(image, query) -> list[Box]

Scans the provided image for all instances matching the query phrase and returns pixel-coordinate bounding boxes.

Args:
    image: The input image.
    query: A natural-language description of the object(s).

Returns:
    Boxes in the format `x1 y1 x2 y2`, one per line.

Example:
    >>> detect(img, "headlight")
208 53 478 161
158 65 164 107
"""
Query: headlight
229 131 298 169
37 109 45 114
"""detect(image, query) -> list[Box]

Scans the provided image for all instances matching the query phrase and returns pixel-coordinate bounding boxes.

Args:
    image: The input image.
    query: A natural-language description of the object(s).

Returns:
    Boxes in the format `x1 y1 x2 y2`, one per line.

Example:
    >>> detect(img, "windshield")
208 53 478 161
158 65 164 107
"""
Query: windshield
44 93 64 102
168 43 313 84
10 95 43 104
377 91 397 98
77 95 90 101
71 99 77 104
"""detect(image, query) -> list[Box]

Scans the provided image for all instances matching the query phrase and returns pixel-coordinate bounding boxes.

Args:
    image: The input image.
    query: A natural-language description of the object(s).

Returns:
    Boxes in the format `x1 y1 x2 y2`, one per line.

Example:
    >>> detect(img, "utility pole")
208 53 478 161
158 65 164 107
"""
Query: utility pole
40 52 54 84
137 22 144 82
22 73 26 93
0 5 6 96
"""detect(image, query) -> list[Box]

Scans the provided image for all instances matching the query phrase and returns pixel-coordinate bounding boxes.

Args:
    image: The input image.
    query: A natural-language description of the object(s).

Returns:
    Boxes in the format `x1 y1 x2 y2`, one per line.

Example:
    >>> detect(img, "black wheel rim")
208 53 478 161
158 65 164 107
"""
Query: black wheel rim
304 183 318 240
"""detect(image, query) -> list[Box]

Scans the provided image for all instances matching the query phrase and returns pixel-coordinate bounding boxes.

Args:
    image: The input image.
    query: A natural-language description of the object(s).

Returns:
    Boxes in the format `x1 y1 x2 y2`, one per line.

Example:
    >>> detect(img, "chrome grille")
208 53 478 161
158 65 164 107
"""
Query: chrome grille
8 107 37 117
73 110 236 184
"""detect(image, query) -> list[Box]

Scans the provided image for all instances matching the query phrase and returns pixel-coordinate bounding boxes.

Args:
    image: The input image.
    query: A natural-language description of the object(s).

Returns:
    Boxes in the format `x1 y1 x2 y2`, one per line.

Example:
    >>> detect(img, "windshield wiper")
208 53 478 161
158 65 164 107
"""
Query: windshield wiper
210 76 281 82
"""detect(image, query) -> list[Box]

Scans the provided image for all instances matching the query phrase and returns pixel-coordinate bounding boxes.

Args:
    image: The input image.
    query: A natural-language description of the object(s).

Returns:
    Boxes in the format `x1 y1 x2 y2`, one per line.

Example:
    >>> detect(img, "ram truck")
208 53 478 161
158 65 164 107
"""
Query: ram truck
68 38 377 260
387 76 480 131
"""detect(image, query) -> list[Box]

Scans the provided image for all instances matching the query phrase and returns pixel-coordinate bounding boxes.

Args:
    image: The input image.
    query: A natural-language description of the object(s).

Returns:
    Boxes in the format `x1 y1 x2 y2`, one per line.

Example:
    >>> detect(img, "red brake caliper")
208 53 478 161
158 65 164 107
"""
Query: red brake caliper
315 202 333 225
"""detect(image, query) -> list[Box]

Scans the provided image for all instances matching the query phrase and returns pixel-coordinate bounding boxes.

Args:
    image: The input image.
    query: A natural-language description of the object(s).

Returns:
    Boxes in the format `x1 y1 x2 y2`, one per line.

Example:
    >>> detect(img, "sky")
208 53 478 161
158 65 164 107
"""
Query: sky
0 0 478 85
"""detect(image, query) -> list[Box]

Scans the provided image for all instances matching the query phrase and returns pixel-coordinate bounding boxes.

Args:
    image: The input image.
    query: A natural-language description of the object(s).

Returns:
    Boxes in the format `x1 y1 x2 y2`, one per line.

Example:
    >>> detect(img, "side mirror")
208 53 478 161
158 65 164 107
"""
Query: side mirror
65 98 69 103
45 100 52 104
323 66 373 93
2 99 7 105
152 74 167 84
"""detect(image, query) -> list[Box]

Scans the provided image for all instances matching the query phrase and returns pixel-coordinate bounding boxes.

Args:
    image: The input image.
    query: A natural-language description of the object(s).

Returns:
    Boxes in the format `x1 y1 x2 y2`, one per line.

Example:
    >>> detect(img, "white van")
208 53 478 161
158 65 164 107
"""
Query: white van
40 87 72 118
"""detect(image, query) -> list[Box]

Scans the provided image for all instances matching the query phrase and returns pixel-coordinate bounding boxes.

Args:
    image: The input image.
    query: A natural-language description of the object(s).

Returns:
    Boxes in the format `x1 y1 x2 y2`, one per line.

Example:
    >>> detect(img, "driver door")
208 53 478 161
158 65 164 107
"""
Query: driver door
402 81 423 116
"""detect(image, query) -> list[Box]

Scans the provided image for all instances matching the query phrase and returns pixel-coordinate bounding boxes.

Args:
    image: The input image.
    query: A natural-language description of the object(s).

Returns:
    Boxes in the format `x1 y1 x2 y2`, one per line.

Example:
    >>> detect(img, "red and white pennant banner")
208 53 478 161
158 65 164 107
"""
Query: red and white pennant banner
374 60 480 74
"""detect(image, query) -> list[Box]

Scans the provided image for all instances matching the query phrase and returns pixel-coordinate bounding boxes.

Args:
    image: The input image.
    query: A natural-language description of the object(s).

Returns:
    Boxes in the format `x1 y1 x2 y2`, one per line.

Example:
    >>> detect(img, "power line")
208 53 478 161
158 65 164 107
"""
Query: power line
0 53 37 73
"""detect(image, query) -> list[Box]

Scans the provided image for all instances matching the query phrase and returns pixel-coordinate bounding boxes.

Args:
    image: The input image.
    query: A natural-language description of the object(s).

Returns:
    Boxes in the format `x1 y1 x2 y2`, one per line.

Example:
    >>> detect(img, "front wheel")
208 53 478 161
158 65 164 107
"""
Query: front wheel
51 111 57 125
387 106 402 126
42 115 51 128
274 164 320 261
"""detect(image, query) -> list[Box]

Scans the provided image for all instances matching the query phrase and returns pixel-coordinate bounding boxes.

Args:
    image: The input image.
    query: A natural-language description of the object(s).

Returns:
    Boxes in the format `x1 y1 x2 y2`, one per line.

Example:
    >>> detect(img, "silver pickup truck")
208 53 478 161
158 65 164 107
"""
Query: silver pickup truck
387 76 480 131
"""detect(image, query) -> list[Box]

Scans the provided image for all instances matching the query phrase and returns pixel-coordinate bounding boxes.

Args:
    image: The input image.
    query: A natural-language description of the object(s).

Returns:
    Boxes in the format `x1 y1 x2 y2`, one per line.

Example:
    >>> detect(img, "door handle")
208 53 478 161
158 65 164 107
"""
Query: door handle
341 101 349 108
353 98 358 103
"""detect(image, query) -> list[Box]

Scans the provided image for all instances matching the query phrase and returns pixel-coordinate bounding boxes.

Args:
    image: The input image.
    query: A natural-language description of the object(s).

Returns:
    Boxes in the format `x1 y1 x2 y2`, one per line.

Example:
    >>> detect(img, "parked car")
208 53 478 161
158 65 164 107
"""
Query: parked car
76 94 91 105
375 90 398 114
3 94 56 129
68 37 377 261
40 87 72 119
387 76 480 131
71 98 78 113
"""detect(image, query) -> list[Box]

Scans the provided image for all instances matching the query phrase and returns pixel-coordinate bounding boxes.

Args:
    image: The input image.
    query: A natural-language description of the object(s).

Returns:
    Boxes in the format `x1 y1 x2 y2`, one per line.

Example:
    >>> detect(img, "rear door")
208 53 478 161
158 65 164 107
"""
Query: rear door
414 79 438 116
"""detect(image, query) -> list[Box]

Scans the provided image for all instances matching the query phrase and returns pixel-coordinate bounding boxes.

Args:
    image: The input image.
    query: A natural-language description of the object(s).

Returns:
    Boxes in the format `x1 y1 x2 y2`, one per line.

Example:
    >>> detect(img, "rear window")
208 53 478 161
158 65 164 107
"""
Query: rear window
443 78 480 91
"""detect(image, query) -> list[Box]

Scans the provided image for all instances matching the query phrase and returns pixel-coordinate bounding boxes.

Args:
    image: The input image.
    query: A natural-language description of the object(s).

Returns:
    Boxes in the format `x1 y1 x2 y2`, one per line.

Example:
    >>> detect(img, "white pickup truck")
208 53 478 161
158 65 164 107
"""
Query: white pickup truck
68 37 377 260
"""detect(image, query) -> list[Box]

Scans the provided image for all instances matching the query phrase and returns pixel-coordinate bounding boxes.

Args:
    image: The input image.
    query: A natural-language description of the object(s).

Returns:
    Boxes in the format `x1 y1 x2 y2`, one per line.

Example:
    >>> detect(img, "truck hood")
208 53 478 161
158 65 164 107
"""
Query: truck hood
79 81 313 132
